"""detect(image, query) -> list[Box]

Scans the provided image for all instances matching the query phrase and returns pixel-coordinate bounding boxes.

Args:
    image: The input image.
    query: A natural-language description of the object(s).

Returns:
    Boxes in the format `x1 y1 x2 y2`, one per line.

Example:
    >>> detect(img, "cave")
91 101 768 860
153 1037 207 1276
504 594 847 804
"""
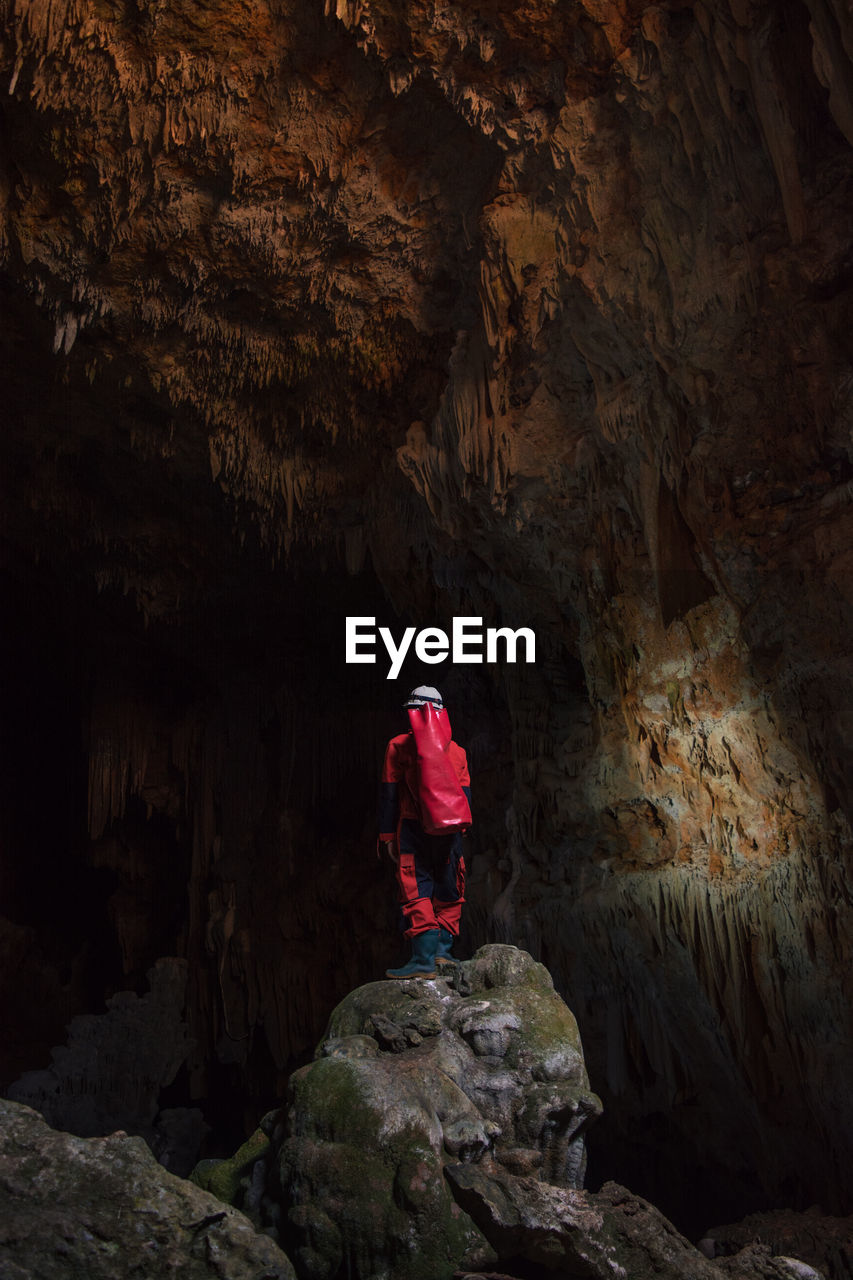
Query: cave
1 0 852 1264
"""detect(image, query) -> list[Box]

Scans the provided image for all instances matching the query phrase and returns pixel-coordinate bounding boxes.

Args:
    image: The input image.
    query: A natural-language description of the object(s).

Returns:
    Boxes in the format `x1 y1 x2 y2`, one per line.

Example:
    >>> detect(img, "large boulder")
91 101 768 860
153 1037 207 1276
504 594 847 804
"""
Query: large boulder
0 1098 296 1280
266 944 602 1280
320 944 602 1183
447 1169 826 1280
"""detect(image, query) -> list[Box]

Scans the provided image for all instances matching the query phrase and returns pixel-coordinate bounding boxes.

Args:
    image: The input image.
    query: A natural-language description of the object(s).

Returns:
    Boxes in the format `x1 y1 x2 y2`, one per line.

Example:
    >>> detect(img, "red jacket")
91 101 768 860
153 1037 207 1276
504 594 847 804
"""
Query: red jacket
378 732 470 839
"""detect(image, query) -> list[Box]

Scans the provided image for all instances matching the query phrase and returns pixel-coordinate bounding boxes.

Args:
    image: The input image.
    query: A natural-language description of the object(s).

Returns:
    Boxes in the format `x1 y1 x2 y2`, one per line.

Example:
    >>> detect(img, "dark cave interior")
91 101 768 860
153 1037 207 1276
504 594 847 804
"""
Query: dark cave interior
0 518 845 1237
2 0 853 1265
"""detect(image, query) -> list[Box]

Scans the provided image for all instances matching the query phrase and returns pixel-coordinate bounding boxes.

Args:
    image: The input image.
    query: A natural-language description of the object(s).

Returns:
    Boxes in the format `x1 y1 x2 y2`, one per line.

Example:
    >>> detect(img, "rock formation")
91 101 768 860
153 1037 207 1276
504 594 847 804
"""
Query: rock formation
195 946 601 1278
2 948 834 1280
1 0 852 1231
0 1097 296 1280
448 1171 827 1280
701 1208 853 1280
0 1086 828 1280
190 946 829 1280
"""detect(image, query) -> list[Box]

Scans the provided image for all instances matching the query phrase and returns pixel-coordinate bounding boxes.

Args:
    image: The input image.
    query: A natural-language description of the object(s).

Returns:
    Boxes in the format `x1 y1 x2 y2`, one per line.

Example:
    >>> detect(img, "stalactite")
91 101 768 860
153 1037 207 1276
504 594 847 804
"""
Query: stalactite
523 838 853 1208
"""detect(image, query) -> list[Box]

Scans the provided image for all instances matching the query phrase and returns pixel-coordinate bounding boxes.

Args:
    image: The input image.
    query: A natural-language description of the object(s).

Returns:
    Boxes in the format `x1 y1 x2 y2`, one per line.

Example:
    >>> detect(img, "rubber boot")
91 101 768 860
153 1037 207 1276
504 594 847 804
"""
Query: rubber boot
386 929 439 979
434 926 457 967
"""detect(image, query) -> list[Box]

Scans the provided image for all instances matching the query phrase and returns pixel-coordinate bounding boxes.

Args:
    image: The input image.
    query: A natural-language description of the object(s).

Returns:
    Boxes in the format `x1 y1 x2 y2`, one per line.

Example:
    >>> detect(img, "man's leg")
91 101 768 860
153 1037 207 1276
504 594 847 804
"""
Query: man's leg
432 832 465 952
386 821 440 978
395 820 439 937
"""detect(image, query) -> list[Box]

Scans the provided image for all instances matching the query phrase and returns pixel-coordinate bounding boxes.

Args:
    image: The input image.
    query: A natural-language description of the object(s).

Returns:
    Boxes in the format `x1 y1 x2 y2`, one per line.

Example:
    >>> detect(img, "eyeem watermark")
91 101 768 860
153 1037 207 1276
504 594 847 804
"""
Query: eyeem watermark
346 616 536 680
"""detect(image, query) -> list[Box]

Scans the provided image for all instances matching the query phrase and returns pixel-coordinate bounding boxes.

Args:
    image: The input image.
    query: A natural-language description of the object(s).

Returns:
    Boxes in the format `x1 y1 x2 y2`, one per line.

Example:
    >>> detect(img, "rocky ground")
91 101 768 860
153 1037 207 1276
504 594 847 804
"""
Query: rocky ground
0 1098 295 1280
3 947 851 1280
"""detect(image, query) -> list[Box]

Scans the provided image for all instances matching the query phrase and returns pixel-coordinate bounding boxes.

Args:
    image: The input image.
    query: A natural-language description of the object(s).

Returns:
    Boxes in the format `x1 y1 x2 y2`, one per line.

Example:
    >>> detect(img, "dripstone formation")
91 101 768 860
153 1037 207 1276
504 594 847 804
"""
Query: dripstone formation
1 0 852 1230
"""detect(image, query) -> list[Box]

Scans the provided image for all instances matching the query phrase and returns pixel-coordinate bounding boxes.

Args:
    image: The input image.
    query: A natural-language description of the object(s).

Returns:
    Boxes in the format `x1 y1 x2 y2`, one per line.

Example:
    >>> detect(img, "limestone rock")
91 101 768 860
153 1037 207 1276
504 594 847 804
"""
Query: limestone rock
191 1124 273 1220
445 1168 826 1280
715 1249 826 1280
0 1097 296 1280
276 1053 493 1280
218 945 601 1280
446 1166 722 1278
318 944 601 1188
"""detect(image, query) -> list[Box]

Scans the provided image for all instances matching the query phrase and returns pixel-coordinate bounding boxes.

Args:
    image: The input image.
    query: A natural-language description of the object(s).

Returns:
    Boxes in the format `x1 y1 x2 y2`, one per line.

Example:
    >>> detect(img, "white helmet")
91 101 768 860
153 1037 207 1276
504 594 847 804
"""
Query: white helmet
403 685 444 710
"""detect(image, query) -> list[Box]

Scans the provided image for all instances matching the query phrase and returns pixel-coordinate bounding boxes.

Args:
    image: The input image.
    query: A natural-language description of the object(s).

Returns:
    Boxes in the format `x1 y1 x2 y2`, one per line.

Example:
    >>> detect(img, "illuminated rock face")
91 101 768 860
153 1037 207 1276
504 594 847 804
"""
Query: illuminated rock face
2 0 853 1229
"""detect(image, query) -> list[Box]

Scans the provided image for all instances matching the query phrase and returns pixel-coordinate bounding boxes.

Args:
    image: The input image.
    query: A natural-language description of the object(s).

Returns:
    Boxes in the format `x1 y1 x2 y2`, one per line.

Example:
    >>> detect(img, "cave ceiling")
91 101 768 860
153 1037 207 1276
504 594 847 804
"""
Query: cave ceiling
1 0 505 610
2 0 852 641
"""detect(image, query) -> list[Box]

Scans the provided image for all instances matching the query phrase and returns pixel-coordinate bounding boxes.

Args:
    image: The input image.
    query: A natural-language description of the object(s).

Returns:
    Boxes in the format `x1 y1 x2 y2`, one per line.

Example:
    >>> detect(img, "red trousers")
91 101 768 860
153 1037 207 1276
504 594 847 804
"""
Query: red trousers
396 818 465 938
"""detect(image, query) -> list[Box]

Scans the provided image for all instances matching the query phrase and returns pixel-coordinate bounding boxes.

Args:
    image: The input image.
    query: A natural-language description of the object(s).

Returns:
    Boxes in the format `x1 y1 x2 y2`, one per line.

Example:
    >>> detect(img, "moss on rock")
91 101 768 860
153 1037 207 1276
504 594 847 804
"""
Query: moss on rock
202 946 600 1280
279 1055 487 1280
190 1125 271 1208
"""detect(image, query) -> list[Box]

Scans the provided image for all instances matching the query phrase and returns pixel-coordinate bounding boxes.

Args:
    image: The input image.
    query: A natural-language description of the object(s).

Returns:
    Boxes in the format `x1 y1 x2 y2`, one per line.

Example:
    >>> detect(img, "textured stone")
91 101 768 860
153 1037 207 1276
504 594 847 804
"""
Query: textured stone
0 1097 296 1280
202 946 601 1280
191 1124 273 1215
446 1169 827 1280
276 1053 494 1280
446 1166 724 1278
319 944 601 1190
704 1207 853 1280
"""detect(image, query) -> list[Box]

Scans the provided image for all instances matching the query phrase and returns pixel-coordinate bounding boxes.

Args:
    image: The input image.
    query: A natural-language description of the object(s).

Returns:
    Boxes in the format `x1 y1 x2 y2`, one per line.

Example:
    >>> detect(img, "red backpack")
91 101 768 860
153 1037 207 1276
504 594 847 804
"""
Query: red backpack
407 703 471 835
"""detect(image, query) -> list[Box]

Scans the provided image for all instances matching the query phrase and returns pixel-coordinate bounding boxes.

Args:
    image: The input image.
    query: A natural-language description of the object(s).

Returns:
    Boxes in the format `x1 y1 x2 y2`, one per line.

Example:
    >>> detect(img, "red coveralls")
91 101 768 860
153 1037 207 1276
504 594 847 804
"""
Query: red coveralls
379 732 470 938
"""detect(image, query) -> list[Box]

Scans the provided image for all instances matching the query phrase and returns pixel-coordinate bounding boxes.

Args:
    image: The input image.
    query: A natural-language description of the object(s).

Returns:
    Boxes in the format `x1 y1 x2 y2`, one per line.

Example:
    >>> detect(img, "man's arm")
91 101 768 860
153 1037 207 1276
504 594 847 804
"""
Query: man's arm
454 744 472 815
377 738 402 857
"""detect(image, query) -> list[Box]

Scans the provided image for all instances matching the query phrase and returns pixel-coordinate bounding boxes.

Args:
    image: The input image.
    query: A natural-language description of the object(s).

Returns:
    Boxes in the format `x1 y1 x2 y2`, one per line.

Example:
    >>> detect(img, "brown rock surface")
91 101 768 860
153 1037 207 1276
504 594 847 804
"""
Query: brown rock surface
1 0 852 1228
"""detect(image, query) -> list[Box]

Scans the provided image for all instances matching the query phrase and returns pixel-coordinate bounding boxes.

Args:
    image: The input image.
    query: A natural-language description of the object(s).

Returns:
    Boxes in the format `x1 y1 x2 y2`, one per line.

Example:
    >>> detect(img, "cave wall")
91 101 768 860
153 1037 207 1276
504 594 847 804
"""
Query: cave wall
2 0 853 1231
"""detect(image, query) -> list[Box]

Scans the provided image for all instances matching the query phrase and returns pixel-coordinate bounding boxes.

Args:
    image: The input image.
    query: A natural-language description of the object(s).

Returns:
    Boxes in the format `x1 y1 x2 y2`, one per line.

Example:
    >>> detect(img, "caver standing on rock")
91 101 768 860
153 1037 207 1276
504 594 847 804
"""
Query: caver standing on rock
378 685 471 979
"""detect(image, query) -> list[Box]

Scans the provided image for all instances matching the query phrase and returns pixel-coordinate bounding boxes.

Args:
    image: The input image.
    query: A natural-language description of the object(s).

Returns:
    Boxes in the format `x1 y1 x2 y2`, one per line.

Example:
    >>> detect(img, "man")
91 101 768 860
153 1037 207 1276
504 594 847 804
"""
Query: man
378 685 471 978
